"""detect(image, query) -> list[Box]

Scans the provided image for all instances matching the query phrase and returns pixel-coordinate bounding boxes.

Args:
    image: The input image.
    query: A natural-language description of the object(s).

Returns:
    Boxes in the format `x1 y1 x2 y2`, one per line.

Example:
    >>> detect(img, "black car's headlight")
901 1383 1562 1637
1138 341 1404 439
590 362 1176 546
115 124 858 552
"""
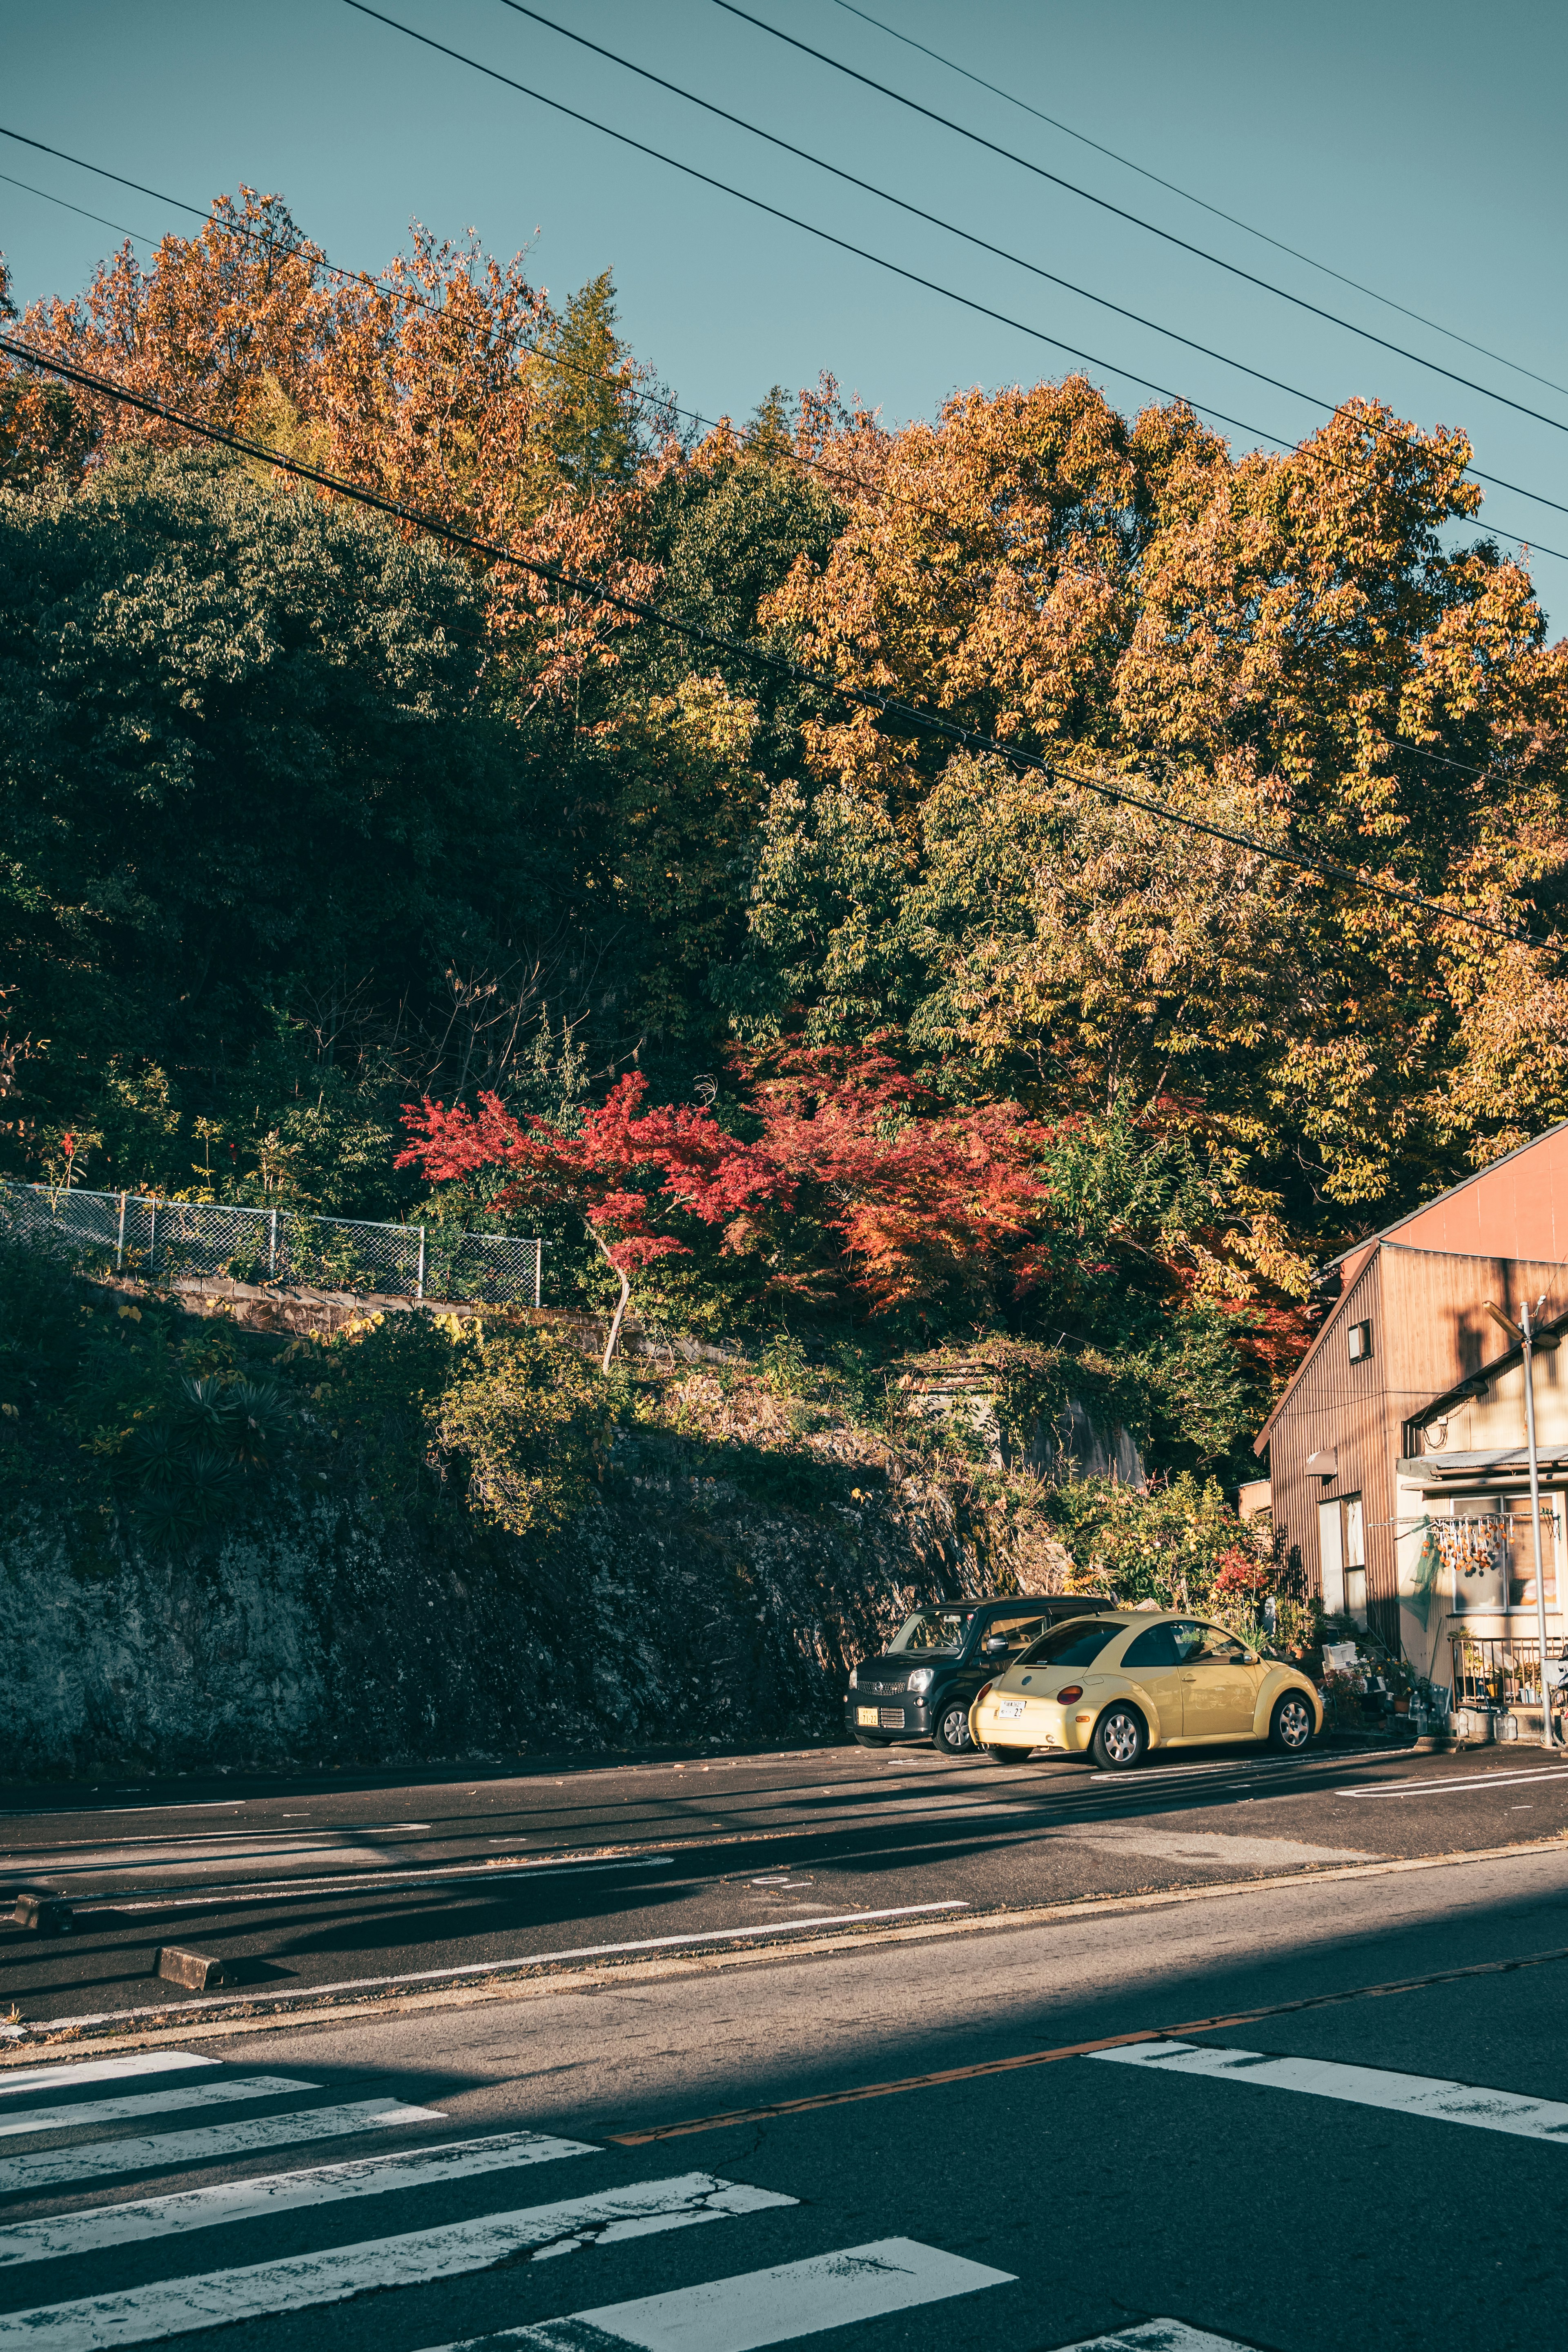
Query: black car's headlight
847 1667 858 1690
906 1668 935 1694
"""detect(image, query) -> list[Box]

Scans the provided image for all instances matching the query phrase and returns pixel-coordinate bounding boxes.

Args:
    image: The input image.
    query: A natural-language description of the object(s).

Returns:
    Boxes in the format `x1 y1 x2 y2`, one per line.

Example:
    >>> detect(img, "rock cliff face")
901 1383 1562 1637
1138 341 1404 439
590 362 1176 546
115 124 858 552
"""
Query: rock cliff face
2 1425 1022 1779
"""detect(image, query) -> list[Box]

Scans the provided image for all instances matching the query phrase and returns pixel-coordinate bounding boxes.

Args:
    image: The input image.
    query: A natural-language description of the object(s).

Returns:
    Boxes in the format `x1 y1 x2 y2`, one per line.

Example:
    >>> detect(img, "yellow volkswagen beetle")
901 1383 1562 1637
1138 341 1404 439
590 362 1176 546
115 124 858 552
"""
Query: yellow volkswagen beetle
967 1610 1322 1771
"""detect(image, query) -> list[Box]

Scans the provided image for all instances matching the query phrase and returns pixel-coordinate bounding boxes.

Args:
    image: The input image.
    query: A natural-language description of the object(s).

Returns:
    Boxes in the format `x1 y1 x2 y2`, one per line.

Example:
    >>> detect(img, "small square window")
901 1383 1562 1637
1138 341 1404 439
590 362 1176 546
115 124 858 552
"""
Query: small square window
1348 1320 1372 1362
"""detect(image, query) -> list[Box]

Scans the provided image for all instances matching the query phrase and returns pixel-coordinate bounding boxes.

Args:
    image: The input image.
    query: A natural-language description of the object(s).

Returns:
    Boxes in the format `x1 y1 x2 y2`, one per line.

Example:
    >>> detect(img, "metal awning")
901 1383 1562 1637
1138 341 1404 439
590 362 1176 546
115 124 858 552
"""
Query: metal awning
1397 1448 1568 1481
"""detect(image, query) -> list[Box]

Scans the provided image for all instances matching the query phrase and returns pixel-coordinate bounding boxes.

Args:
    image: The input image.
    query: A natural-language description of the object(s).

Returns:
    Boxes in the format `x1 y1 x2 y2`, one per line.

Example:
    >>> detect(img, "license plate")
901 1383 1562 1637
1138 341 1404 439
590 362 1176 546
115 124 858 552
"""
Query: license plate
856 1706 879 1726
996 1700 1025 1719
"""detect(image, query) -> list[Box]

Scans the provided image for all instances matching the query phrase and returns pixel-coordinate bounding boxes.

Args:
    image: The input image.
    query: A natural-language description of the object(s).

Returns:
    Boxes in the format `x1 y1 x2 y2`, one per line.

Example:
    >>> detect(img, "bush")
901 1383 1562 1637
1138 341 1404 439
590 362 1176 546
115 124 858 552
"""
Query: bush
1049 1472 1268 1613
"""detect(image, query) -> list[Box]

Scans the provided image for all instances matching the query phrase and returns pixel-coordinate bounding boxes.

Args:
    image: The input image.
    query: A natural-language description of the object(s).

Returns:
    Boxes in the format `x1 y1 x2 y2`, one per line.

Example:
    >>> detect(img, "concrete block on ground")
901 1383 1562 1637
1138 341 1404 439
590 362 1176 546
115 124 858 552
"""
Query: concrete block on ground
153 1947 230 1991
11 1893 73 1934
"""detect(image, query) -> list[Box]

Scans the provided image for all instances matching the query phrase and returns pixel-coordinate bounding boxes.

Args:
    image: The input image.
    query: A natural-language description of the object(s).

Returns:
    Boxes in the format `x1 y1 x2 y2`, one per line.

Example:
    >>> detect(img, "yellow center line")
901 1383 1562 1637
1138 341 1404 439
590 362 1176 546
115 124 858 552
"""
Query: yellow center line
605 1940 1568 2143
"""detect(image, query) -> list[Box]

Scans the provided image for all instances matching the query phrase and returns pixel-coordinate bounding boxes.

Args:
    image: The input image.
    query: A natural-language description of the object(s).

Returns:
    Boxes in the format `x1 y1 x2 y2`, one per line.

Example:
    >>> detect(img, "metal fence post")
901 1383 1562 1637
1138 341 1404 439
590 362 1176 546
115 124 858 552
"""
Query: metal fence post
535 1238 542 1310
416 1226 426 1304
147 1198 156 1277
268 1209 278 1280
116 1192 127 1271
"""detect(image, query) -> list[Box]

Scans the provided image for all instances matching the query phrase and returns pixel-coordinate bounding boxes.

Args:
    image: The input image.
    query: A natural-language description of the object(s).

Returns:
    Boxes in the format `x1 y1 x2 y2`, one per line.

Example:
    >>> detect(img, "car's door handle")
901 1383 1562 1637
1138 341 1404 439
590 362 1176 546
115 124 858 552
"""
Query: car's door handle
1180 1673 1197 1682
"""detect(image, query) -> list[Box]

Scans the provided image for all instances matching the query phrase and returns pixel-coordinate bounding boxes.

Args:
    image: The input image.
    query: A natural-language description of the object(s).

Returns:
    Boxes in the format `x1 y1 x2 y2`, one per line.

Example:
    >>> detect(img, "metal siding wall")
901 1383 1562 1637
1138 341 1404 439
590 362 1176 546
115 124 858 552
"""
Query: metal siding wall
1267 1246 1568 1624
1269 1253 1386 1603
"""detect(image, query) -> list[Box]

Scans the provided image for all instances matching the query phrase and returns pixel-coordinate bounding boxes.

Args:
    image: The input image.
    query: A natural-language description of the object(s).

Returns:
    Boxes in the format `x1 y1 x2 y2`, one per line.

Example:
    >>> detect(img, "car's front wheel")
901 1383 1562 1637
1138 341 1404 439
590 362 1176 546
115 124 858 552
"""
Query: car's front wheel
1269 1690 1315 1755
983 1742 1033 1764
931 1698 975 1757
1090 1704 1147 1772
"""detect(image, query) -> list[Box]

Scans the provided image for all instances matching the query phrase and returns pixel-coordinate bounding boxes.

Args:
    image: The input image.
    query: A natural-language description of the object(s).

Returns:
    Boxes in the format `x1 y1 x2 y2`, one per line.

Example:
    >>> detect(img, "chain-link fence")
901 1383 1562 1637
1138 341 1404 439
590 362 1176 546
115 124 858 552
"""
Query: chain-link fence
1 1182 543 1308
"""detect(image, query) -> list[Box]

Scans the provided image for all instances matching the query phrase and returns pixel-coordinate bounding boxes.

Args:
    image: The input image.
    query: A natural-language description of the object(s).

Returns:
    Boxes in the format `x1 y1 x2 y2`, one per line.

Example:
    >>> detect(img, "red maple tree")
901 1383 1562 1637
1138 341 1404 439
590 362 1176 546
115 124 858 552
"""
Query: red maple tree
398 1046 1055 1363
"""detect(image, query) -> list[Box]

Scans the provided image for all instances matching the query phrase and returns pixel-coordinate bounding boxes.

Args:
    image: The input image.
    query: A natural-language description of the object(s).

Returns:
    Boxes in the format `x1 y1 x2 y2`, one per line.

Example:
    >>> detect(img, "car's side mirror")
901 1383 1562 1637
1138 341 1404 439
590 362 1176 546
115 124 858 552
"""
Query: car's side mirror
985 1636 1009 1654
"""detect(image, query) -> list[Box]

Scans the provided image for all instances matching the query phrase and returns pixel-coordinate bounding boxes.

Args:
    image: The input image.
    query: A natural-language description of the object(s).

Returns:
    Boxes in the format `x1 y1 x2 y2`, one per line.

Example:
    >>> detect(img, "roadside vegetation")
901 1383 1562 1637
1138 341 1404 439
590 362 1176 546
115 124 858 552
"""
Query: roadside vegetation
6 188 1566 1589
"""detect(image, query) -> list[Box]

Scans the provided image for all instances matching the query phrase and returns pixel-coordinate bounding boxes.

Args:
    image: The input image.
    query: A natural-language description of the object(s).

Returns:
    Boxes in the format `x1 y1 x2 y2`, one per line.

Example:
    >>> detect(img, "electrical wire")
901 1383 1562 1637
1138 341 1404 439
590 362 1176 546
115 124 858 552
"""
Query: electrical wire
829 0 1568 408
342 1 1568 534
0 327 1548 955
1 121 1559 796
713 1 1568 442
493 0 1451 453
0 167 145 247
0 122 695 447
7 113 1560 589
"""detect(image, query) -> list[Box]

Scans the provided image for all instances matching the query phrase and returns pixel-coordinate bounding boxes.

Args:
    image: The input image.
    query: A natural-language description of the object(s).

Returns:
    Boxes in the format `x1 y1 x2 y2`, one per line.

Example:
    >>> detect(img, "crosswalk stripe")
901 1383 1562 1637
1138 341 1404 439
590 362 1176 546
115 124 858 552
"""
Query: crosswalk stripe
0 2129 594 2267
0 2077 316 2143
0 2173 796 2349
1092 2040 1568 2141
0 2055 217 2101
1051 2325 1257 2350
0 2099 442 2198
478 2236 1015 2350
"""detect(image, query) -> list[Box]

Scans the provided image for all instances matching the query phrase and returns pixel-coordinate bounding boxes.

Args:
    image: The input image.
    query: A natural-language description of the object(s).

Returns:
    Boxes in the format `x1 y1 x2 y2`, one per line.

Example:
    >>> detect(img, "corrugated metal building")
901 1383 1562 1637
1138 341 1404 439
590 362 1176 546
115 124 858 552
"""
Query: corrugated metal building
1255 1121 1568 1680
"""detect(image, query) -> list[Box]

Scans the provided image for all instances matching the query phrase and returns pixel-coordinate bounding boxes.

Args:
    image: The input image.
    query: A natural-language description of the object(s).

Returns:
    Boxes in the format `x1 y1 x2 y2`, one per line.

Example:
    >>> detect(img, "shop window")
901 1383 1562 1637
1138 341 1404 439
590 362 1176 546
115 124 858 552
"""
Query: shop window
1348 1321 1372 1362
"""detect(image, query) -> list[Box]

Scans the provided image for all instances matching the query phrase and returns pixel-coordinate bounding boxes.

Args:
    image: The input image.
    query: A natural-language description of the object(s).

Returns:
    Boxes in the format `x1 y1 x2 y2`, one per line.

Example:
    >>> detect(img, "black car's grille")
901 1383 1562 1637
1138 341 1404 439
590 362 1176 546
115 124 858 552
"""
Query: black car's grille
855 1678 916 1698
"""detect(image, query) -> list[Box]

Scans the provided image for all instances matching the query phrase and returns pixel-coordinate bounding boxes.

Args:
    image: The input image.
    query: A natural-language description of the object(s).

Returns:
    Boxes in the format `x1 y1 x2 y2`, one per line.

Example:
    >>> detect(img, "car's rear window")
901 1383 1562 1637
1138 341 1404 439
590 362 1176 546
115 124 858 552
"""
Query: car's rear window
1020 1619 1127 1668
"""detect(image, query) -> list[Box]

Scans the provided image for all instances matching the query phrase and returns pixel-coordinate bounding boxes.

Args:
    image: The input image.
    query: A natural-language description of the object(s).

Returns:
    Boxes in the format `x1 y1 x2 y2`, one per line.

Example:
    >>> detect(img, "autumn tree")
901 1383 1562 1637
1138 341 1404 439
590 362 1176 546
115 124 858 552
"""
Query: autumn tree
758 380 1568 1236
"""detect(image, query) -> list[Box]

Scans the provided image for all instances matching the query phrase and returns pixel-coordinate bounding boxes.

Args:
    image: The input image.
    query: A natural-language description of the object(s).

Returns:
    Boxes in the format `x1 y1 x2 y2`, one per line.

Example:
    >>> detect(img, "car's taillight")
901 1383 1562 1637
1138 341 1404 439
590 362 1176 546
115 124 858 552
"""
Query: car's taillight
976 1682 993 1704
1056 1684 1083 1702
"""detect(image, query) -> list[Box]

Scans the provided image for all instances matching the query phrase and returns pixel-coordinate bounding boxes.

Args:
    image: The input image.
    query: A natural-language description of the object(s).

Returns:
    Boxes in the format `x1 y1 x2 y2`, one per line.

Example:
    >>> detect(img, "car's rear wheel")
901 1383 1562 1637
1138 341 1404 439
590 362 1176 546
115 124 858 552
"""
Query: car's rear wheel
853 1731 893 1748
1090 1704 1147 1772
1269 1691 1315 1755
983 1742 1033 1763
931 1699 975 1757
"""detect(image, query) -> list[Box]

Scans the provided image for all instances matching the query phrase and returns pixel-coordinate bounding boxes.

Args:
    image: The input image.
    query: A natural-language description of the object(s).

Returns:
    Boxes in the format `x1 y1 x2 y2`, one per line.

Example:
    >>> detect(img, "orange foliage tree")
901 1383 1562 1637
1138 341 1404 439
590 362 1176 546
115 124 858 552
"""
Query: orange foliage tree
755 379 1568 1233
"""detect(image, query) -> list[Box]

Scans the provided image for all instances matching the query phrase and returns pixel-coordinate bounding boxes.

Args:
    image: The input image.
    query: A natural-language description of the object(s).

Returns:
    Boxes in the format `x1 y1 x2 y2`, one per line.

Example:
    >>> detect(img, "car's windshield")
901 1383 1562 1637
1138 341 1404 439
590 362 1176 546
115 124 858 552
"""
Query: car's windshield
888 1609 974 1654
1019 1619 1128 1668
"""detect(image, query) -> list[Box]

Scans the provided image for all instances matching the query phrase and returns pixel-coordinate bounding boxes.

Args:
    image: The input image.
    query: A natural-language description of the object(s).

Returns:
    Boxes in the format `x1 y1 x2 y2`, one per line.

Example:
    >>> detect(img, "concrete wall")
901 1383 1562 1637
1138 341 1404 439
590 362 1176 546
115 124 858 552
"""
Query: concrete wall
1 1429 1008 1780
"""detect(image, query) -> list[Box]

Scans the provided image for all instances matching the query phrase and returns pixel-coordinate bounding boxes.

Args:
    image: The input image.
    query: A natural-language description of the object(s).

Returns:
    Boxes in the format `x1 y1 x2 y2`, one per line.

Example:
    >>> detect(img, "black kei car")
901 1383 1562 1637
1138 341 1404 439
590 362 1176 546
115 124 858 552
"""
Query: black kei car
845 1595 1118 1757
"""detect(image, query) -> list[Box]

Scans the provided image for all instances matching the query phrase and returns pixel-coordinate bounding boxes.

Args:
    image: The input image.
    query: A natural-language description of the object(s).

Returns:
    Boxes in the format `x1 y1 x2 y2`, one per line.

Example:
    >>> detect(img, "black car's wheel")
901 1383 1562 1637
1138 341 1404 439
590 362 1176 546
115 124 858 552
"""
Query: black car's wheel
1090 1704 1147 1772
1269 1690 1315 1755
983 1742 1033 1764
931 1697 975 1756
853 1731 893 1748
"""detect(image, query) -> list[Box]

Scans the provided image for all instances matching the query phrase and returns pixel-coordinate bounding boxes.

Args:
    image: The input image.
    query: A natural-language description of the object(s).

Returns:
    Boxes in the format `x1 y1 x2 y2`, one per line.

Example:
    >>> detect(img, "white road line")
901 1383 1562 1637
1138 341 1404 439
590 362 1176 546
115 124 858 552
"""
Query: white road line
1092 2041 1568 2141
0 2174 795 2350
1338 1768 1568 1798
1059 1829 1376 1869
0 2054 216 2101
35 1901 969 2034
488 2236 1015 2350
0 2129 592 2267
1050 2325 1257 2351
0 2076 315 2143
111 1854 676 1909
0 2098 443 2198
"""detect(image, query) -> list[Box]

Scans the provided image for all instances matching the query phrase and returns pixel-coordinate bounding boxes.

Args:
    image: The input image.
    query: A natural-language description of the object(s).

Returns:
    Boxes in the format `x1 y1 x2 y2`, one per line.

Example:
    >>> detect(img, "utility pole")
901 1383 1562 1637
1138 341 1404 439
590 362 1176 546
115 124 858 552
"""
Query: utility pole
1487 1296 1558 1751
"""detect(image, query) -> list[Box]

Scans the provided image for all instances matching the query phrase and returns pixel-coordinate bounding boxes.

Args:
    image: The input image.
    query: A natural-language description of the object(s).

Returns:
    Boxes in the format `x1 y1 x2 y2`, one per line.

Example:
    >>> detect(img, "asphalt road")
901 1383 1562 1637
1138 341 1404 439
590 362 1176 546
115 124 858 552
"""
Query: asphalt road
0 1797 1565 2352
5 1734 1568 2030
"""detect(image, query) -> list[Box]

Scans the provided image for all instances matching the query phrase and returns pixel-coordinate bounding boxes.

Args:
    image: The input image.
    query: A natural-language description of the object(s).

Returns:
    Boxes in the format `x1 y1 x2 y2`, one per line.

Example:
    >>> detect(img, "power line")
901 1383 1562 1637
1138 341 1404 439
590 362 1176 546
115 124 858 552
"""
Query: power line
0 123 695 446
342 2 1568 536
828 0 1568 408
712 1 1568 444
2 127 1559 804
0 167 145 247
0 328 1548 956
7 115 1561 582
491 0 1531 492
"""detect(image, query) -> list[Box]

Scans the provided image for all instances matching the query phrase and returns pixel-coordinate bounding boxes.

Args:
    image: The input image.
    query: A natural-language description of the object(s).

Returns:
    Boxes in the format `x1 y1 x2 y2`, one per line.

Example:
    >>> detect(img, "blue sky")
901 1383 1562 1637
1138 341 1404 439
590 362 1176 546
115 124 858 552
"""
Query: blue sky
4 0 1566 628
